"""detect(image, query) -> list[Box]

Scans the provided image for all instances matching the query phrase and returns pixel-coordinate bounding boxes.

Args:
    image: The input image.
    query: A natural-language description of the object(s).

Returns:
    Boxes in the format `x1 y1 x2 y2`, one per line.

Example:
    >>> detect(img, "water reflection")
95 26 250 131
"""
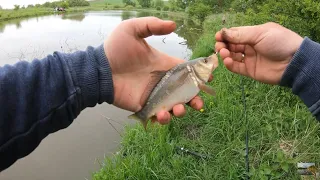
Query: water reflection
120 11 135 20
61 13 86 22
0 11 203 53
0 18 24 32
134 11 203 51
174 18 203 50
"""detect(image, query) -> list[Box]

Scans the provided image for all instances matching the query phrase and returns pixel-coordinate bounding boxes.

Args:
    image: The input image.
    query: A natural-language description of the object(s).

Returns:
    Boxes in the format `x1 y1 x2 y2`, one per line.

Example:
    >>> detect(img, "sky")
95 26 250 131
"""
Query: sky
0 0 57 9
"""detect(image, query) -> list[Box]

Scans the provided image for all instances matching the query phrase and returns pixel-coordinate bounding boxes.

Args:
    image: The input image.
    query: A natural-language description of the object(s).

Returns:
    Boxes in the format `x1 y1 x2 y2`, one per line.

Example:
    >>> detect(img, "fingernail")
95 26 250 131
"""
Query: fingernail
222 28 231 37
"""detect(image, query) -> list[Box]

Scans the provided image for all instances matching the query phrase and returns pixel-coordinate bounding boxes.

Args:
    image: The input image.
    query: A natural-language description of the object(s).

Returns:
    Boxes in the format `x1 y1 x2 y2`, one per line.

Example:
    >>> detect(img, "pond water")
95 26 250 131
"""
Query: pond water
0 10 202 180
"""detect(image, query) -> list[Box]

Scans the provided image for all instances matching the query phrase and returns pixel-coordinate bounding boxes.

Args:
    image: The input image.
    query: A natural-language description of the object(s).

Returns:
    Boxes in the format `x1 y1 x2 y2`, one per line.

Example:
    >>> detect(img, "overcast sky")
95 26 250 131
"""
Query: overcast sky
0 0 58 9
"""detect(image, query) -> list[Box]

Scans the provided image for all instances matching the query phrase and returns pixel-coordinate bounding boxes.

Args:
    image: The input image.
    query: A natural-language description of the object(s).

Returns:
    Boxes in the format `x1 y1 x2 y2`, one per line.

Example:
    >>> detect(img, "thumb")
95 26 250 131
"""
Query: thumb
220 25 264 45
125 17 176 38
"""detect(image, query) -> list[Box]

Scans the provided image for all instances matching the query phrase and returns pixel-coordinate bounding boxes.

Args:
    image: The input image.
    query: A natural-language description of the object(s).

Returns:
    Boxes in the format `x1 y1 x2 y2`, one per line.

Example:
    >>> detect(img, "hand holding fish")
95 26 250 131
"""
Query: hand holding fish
215 22 303 85
104 17 214 125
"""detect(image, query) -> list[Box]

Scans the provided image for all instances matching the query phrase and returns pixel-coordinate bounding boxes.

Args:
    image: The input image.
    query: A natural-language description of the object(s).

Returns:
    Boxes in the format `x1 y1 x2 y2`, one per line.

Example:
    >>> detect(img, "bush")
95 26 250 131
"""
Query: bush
125 5 134 10
169 6 176 11
137 0 151 8
67 0 90 7
239 0 320 42
163 5 169 11
187 3 211 22
137 5 142 8
156 6 161 10
154 0 164 8
59 1 69 9
123 0 136 7
114 5 120 8
14 5 20 11
231 0 264 13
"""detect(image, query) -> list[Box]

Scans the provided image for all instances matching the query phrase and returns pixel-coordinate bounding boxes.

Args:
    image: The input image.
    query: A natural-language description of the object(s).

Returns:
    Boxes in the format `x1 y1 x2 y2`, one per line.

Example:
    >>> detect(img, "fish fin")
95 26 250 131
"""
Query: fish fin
140 70 167 106
198 83 216 96
128 114 148 130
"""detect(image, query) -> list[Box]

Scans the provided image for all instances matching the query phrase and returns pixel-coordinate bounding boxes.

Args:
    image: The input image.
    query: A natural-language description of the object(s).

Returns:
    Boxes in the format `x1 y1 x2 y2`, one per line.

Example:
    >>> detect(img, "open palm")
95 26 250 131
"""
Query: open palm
104 17 209 124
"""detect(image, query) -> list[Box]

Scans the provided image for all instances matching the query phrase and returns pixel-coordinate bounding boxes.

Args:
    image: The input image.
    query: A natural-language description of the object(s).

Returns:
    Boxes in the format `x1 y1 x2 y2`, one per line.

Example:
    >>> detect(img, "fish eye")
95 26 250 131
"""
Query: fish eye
203 59 208 63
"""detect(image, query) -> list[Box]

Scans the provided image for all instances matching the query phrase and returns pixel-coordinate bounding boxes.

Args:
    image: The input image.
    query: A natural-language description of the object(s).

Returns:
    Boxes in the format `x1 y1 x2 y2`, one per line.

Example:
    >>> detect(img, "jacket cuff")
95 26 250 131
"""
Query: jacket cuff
93 44 114 105
280 37 320 117
64 44 114 109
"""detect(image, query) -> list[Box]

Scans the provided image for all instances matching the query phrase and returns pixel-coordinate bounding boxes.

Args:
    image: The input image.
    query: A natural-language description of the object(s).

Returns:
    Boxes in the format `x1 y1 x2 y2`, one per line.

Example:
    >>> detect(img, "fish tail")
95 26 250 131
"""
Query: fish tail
128 114 148 130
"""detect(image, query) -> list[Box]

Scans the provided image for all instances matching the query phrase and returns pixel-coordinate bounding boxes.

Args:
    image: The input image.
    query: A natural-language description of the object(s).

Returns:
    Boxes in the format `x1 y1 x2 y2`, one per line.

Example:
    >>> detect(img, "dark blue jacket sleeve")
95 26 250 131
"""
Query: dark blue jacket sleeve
280 37 320 121
0 44 114 171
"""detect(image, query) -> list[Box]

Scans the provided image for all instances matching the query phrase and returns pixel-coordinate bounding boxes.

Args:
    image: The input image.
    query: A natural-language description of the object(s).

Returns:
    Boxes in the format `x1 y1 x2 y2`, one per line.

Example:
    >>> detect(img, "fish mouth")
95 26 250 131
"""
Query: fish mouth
207 54 219 71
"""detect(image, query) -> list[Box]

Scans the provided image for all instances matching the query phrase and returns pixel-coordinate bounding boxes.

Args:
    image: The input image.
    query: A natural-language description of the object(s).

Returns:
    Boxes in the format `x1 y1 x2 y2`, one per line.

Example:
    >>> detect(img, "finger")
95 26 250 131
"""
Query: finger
126 17 176 38
156 110 171 125
228 44 246 53
220 25 263 45
223 57 249 77
219 48 244 62
230 52 245 62
219 48 230 59
172 104 186 117
215 42 227 52
215 30 224 42
188 96 204 110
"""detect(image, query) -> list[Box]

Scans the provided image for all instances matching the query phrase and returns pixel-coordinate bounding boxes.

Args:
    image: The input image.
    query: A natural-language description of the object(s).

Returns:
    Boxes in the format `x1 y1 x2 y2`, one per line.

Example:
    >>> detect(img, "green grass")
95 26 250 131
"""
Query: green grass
92 13 320 180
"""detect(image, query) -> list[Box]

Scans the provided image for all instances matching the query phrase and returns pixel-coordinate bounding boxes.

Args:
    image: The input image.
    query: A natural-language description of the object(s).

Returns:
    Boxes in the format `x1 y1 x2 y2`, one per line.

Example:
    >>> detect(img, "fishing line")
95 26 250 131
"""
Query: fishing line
240 76 249 179
100 114 123 137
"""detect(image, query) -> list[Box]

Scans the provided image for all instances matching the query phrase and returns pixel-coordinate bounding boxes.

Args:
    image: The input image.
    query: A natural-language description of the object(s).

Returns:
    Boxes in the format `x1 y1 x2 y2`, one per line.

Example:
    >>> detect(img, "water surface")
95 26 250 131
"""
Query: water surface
0 10 202 180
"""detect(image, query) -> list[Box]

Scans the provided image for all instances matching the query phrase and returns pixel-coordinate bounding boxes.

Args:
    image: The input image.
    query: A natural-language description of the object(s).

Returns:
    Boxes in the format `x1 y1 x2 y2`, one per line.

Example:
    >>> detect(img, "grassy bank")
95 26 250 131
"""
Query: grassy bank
0 1 179 22
92 13 320 179
0 8 56 21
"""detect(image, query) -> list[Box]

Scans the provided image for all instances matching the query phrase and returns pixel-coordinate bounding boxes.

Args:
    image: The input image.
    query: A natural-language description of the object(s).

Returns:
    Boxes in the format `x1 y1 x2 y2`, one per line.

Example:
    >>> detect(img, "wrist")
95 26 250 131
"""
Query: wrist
280 37 320 109
94 44 115 104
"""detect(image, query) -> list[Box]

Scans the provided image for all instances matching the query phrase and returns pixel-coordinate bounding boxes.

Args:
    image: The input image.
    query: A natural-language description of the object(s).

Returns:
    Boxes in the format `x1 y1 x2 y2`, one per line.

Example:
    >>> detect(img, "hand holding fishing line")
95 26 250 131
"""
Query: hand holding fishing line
215 22 303 85
104 17 212 125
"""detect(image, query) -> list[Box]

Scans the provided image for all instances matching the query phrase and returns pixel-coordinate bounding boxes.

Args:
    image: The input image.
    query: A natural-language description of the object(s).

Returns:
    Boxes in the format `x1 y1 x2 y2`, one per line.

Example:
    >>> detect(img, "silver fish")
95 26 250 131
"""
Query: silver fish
128 54 219 129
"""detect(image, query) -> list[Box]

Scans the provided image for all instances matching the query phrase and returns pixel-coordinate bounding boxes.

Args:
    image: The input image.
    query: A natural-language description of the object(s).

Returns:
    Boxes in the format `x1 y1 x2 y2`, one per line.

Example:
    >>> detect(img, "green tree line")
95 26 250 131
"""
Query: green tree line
14 0 90 10
130 0 320 42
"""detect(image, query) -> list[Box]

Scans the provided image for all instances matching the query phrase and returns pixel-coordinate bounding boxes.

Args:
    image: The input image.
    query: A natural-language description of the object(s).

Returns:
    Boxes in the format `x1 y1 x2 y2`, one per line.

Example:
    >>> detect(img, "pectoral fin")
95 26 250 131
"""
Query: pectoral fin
128 114 148 130
198 83 216 96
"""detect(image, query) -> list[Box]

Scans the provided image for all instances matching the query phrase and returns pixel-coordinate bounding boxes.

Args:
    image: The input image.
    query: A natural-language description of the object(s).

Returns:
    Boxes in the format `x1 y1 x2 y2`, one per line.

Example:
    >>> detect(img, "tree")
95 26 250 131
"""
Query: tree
59 1 70 8
187 3 211 22
231 0 265 13
14 5 20 10
168 0 177 11
67 0 90 7
240 0 320 42
175 0 189 10
43 2 50 7
154 0 164 7
137 0 151 8
27 4 34 8
123 0 136 7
